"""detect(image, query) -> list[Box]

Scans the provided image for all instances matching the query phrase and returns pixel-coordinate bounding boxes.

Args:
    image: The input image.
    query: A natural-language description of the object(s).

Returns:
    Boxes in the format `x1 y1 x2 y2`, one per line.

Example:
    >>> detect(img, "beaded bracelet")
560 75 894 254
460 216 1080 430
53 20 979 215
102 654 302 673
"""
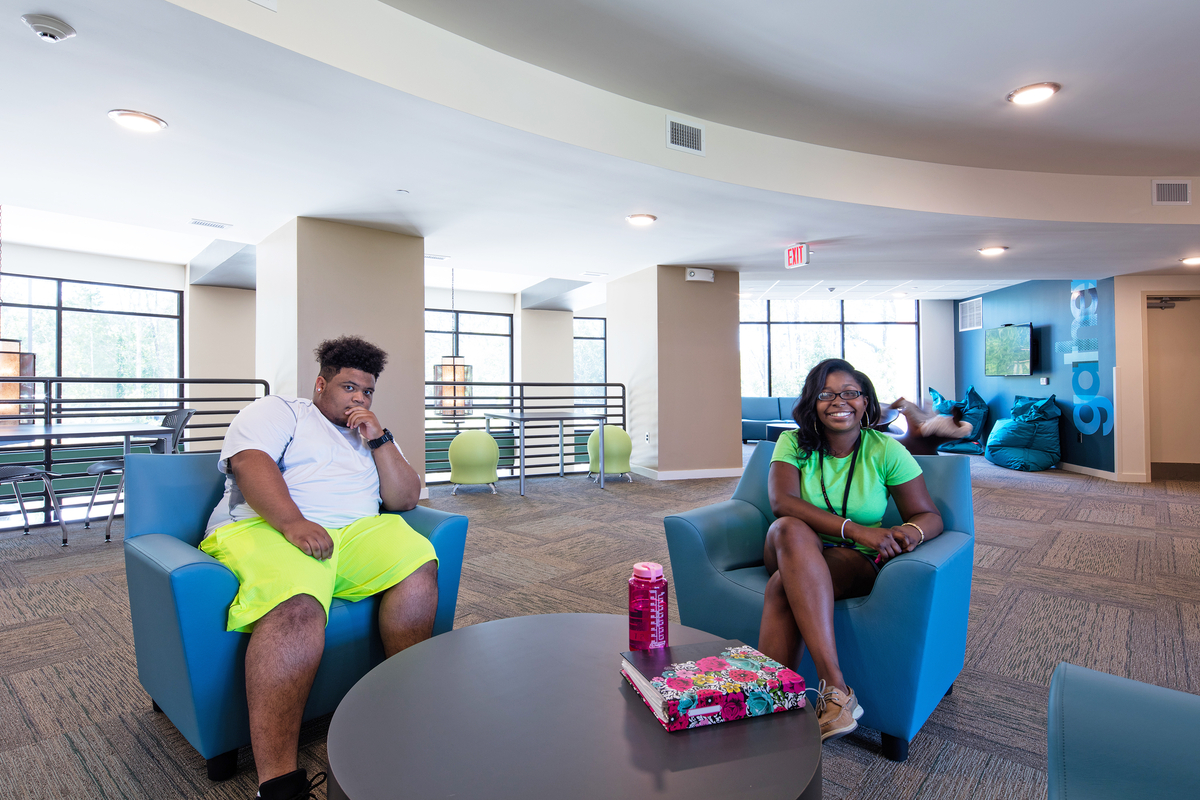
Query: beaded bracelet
900 521 925 545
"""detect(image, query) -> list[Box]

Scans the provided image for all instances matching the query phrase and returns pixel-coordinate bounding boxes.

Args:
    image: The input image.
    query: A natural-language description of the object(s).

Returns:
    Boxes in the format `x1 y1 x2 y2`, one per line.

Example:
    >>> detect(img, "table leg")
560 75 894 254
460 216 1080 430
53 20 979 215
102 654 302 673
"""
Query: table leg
598 421 605 489
123 435 132 456
519 420 526 496
559 421 565 477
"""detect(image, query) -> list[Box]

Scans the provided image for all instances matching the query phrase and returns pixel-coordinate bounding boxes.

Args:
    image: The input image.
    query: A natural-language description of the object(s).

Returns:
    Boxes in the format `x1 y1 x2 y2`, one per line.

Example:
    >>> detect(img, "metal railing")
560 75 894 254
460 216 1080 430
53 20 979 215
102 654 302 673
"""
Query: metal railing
0 377 269 530
424 381 626 482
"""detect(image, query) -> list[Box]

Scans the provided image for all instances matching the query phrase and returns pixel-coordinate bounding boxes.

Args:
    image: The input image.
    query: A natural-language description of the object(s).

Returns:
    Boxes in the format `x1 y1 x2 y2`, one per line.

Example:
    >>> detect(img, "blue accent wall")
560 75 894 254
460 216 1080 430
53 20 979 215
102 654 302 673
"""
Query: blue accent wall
954 279 1115 472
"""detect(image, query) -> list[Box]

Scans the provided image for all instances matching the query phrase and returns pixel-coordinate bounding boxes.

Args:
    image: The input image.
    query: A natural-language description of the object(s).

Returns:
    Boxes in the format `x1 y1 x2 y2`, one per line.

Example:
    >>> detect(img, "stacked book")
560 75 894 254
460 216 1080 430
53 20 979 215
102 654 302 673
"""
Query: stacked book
621 639 807 731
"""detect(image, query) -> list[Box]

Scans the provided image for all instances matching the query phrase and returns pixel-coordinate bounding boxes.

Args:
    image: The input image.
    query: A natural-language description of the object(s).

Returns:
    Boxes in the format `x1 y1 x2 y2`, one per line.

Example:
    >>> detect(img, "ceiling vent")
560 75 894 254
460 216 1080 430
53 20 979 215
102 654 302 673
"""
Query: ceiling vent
958 297 983 331
1152 179 1191 205
666 116 705 156
190 218 232 230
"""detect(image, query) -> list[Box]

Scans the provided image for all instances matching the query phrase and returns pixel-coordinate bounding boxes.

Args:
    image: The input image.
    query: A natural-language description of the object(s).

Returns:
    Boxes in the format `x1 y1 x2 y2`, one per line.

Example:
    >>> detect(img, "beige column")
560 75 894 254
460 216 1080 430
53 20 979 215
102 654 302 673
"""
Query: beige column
255 218 427 483
514 307 574 385
186 284 256 381
607 266 742 479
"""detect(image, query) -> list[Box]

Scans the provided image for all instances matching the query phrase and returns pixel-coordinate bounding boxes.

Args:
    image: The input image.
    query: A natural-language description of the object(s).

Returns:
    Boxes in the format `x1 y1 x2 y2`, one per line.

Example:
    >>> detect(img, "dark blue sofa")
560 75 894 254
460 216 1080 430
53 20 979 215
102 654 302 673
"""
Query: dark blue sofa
741 396 797 441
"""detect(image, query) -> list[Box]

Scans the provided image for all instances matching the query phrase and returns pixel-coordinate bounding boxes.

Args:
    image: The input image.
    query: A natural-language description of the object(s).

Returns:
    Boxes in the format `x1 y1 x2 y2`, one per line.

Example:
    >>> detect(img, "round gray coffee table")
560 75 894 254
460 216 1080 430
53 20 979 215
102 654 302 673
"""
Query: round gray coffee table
327 613 822 799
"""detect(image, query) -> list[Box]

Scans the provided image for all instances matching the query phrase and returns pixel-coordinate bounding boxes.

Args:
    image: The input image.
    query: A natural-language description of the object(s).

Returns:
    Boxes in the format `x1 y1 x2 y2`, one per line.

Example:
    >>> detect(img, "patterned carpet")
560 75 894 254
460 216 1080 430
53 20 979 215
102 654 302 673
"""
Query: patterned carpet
0 454 1198 799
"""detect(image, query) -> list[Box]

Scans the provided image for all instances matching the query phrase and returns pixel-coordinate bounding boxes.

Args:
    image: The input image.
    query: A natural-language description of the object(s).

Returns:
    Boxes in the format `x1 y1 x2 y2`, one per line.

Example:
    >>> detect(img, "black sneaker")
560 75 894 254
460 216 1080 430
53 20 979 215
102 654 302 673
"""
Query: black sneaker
256 769 327 800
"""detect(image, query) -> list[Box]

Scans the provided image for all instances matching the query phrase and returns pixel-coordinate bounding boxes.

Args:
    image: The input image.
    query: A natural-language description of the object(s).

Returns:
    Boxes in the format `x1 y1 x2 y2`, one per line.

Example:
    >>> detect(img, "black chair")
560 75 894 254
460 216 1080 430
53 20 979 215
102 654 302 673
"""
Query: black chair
82 408 195 542
0 464 70 545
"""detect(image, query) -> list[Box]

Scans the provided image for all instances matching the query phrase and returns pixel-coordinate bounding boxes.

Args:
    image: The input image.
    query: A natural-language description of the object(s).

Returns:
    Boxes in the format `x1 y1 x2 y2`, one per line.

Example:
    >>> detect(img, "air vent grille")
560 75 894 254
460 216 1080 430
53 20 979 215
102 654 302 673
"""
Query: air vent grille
190 218 232 230
666 116 705 156
1152 179 1191 205
959 297 983 331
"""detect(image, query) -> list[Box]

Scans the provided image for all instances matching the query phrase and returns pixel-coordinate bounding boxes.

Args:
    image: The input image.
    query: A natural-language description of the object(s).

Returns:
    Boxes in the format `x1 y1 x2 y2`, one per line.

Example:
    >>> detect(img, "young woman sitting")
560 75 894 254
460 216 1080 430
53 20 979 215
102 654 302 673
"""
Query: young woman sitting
759 358 944 742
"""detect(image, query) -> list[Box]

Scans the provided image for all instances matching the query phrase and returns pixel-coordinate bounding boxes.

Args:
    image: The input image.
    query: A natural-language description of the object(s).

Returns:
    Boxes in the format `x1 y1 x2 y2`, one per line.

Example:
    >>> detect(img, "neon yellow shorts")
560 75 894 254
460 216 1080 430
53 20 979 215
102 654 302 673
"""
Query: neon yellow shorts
199 514 438 633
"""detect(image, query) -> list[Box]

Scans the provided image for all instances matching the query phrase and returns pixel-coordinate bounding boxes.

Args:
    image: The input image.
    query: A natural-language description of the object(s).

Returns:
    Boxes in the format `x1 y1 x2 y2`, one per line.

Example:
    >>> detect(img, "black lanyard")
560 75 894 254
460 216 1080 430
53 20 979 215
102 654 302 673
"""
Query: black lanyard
818 434 862 519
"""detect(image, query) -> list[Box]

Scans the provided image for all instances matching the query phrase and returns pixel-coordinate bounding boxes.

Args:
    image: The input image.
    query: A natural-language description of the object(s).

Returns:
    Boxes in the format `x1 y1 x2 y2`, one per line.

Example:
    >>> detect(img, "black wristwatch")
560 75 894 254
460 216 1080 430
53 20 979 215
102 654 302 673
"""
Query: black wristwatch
366 428 394 450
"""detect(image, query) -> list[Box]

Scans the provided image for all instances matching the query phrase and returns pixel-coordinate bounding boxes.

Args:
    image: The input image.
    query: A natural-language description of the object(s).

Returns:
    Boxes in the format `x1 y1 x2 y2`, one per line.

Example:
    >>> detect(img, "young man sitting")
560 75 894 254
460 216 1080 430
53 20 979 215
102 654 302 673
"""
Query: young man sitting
200 335 438 800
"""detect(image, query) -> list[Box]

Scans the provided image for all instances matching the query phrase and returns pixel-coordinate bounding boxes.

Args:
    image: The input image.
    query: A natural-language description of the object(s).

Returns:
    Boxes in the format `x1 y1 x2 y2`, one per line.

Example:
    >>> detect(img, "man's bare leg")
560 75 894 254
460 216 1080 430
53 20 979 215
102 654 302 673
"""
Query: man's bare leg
379 560 438 658
245 593 326 784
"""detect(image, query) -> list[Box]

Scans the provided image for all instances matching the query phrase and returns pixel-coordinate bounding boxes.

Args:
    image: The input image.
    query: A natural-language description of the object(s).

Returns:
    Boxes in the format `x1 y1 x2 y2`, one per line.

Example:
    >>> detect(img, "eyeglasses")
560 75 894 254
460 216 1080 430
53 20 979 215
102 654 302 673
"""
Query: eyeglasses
817 390 863 402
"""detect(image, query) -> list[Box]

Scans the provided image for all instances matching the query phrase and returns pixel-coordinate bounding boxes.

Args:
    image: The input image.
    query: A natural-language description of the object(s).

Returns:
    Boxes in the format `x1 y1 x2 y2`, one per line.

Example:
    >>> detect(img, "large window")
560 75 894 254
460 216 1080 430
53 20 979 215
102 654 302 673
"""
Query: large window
740 298 919 401
573 317 605 393
0 273 182 390
424 309 513 386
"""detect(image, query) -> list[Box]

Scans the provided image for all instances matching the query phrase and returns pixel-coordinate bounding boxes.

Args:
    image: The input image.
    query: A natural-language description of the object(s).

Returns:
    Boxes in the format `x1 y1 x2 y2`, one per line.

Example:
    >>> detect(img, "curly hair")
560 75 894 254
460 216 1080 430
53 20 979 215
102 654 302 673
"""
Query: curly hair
315 336 389 379
789 358 882 457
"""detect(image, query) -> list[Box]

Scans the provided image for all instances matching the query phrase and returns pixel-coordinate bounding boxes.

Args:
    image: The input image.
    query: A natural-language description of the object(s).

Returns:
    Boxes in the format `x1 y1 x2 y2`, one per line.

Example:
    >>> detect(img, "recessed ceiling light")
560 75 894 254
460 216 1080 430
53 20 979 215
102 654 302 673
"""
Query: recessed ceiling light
893 292 908 297
424 254 450 261
581 271 608 278
395 189 409 194
108 109 167 132
1181 257 1200 266
978 246 1009 256
1006 82 1061 105
626 214 657 226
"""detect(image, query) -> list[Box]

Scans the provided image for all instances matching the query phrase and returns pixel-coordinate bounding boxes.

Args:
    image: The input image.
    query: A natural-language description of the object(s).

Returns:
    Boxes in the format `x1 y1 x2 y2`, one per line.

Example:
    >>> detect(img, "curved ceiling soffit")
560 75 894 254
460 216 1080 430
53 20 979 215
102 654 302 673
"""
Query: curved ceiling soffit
168 0 1200 226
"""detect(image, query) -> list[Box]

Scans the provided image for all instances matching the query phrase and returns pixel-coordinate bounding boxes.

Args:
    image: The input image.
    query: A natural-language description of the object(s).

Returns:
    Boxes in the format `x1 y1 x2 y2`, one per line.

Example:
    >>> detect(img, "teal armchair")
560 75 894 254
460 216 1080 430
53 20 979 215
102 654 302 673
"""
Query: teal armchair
122 452 467 781
1049 663 1200 799
664 440 974 761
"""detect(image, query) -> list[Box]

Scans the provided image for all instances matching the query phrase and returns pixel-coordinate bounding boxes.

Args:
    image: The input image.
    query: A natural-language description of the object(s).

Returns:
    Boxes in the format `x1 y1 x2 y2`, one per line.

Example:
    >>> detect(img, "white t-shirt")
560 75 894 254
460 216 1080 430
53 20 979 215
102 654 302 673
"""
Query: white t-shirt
204 395 397 537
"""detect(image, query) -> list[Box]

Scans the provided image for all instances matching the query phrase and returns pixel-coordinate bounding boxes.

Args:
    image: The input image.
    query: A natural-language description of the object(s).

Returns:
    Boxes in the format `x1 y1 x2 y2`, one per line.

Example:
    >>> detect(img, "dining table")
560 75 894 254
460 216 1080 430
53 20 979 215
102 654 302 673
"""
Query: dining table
484 409 608 495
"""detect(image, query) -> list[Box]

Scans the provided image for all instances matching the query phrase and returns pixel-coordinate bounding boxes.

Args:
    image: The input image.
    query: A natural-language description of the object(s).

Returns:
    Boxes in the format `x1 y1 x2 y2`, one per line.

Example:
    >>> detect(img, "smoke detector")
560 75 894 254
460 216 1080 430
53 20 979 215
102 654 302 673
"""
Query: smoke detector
21 14 76 42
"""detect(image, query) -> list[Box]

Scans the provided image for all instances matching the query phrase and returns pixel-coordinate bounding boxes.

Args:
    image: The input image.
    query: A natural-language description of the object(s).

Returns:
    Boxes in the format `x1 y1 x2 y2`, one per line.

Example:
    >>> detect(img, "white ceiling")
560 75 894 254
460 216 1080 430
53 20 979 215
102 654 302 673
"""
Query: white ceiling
0 0 1198 299
1 206 212 265
383 0 1200 176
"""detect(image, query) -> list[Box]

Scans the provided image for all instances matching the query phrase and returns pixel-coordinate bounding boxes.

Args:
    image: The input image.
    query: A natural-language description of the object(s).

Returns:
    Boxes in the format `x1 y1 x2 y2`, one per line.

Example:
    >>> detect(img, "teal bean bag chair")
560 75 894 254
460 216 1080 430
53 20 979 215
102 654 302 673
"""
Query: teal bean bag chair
985 395 1062 471
929 386 989 455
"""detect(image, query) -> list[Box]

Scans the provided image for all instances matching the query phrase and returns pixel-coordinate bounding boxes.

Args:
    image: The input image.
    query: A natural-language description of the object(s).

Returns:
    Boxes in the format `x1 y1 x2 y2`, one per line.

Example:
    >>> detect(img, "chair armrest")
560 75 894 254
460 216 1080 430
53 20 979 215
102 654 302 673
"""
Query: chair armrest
124 534 248 757
395 505 468 636
834 530 974 739
665 499 769 573
1049 663 1200 800
665 500 770 635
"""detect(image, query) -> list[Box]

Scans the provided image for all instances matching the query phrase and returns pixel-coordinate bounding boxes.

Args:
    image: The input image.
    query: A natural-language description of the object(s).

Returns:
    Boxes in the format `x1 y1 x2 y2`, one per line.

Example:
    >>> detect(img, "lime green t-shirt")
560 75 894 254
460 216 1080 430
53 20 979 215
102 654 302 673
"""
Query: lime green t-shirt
770 428 923 557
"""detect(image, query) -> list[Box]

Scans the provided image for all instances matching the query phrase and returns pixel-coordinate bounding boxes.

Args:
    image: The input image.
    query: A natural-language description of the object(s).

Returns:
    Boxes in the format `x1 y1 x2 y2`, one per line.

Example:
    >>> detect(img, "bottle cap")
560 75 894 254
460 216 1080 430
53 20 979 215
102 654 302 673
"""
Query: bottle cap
632 561 664 580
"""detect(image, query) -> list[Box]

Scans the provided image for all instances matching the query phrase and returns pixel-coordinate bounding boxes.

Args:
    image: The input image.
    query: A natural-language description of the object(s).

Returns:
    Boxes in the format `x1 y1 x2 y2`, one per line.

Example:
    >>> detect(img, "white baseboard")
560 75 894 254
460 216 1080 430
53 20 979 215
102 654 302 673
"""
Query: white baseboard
1057 462 1119 481
419 487 430 500
631 465 744 481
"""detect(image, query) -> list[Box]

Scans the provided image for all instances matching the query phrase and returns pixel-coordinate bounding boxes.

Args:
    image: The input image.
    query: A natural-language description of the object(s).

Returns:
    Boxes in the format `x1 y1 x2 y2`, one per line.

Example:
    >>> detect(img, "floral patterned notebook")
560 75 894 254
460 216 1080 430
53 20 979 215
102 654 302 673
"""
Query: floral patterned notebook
620 639 806 731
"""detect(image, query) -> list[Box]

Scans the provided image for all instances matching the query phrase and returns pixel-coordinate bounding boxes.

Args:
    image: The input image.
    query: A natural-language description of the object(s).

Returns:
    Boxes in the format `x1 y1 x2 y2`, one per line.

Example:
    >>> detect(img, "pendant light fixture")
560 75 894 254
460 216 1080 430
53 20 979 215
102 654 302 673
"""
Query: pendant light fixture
433 267 473 417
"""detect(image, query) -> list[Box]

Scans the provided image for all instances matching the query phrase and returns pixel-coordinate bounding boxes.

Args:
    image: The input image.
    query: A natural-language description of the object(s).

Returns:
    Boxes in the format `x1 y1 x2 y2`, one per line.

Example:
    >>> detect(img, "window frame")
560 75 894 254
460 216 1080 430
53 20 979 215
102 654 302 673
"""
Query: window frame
572 316 606 384
424 308 514 383
0 271 184 379
740 300 921 397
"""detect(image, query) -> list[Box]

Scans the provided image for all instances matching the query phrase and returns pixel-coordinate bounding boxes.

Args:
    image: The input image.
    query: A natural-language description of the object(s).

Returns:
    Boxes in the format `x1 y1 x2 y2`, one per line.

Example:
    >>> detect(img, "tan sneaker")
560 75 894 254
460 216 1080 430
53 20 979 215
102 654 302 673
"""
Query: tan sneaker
813 679 864 742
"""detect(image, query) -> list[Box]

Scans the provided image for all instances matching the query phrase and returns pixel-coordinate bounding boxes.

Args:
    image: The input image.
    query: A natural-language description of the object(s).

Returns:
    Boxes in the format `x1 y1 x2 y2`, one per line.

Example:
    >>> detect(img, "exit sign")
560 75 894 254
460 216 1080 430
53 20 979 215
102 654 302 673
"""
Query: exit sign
785 243 808 268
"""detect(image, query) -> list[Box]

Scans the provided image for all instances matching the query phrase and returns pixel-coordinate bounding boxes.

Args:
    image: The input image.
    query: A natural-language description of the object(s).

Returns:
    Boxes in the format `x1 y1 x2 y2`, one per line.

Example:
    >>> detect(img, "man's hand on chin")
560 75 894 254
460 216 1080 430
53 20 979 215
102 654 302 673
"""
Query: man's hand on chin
345 408 384 441
282 519 335 561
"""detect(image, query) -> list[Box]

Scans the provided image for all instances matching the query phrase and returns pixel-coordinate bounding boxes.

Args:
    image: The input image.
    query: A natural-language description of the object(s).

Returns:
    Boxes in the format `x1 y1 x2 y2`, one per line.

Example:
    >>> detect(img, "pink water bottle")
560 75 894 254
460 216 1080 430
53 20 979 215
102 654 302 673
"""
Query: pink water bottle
628 561 669 650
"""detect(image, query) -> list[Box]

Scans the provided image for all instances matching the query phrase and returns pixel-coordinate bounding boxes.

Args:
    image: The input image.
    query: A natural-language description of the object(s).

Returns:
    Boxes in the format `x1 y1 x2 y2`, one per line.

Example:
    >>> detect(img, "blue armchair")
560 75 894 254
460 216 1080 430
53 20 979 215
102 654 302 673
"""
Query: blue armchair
1048 663 1200 799
664 440 973 761
122 452 467 781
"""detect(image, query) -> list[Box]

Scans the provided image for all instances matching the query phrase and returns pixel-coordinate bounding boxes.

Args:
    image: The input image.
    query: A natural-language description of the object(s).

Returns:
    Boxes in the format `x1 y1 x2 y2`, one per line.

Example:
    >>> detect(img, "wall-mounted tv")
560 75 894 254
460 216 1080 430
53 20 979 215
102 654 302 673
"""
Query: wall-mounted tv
984 323 1035 377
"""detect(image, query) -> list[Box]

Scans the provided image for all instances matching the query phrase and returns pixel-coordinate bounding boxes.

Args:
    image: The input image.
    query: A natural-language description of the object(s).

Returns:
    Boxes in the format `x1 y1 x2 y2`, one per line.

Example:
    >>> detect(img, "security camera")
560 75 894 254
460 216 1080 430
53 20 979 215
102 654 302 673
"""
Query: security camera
21 15 76 42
